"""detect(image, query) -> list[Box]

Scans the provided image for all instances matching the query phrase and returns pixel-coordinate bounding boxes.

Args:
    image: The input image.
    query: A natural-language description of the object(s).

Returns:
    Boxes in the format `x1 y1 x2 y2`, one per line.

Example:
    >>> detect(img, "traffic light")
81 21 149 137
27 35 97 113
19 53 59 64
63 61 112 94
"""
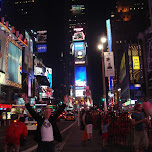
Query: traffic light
101 98 105 102
33 105 36 108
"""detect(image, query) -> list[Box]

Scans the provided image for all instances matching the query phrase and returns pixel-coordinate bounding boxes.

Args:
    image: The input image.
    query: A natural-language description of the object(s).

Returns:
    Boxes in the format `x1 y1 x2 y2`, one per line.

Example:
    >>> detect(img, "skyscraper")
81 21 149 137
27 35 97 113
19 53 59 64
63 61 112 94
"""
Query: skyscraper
108 0 150 104
64 0 88 94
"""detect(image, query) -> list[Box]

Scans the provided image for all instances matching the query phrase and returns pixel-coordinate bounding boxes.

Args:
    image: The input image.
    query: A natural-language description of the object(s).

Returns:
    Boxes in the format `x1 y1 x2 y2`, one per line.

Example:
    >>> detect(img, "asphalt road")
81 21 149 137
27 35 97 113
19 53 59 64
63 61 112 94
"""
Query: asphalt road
0 119 77 152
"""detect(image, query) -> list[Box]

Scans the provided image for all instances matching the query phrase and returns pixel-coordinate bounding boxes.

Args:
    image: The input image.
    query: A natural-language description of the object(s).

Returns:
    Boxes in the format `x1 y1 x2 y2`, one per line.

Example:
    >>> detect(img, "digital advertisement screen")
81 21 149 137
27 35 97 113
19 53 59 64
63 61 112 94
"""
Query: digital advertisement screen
37 44 47 53
74 42 85 51
7 42 22 84
75 66 87 87
45 68 52 88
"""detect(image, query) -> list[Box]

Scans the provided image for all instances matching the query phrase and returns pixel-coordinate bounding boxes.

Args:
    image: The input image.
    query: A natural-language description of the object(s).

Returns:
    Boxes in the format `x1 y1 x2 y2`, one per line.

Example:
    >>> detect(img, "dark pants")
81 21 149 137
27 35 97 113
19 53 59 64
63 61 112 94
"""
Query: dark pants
37 141 55 152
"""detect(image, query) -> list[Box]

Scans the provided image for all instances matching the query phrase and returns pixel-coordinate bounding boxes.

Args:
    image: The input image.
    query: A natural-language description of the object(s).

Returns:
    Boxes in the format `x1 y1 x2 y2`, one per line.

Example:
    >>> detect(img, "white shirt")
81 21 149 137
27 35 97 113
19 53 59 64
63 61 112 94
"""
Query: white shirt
41 119 54 141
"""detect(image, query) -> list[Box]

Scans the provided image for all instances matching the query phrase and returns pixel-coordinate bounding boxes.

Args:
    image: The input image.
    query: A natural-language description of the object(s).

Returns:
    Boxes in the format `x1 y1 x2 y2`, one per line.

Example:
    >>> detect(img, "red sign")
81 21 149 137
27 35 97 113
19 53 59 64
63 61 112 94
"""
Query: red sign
0 104 12 109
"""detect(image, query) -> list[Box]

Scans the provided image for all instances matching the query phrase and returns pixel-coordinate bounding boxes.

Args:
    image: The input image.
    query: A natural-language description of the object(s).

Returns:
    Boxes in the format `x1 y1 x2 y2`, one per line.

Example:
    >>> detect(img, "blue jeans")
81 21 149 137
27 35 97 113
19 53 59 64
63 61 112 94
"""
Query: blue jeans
37 141 55 152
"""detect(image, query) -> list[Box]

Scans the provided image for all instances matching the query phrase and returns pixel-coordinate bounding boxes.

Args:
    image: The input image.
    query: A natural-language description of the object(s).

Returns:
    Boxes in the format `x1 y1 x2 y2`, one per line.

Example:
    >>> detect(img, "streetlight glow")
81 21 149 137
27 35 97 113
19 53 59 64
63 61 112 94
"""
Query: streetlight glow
101 37 107 43
98 44 103 50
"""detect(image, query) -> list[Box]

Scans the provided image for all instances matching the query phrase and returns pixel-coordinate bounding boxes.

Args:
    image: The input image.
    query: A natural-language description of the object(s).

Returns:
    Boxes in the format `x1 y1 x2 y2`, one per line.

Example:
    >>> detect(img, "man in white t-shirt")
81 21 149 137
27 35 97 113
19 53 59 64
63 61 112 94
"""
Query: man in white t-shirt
24 95 68 152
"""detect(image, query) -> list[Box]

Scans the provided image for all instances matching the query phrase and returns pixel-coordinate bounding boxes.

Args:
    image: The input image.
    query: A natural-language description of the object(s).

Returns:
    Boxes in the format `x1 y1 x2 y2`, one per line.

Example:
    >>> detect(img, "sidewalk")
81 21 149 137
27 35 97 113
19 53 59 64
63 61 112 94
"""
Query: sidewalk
59 122 135 152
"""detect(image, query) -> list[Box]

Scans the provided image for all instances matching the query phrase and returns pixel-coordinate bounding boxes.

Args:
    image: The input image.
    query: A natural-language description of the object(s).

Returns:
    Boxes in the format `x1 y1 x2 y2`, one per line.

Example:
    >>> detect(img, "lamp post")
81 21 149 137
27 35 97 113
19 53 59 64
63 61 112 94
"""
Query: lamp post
98 37 107 113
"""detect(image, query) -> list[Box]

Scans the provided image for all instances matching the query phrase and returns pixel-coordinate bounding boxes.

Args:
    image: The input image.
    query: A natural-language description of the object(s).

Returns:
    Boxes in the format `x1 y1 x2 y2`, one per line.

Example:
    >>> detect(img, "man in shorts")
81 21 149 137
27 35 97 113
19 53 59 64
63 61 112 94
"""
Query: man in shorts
131 103 150 152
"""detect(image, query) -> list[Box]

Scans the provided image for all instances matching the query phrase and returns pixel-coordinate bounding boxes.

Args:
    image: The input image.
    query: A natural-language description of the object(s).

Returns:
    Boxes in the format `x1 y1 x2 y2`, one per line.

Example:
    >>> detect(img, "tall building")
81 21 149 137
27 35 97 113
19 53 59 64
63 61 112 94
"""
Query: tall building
64 0 88 94
108 0 150 106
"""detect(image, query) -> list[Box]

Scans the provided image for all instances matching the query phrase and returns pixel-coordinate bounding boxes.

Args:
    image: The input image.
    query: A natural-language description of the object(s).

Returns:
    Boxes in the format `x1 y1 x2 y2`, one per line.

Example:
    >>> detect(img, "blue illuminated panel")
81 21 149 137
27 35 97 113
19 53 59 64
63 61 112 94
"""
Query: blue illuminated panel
74 42 84 51
75 66 87 87
37 44 47 53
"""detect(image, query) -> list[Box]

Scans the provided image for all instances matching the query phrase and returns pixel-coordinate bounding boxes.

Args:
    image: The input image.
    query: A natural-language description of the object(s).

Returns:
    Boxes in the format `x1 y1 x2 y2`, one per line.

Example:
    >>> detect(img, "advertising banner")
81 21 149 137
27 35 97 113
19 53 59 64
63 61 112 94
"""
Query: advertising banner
75 66 87 87
75 89 85 97
37 30 47 43
120 53 126 81
37 44 47 53
45 68 52 88
106 19 112 52
72 32 85 41
0 72 5 84
71 5 84 15
133 56 140 70
104 52 115 77
7 41 22 85
74 42 85 51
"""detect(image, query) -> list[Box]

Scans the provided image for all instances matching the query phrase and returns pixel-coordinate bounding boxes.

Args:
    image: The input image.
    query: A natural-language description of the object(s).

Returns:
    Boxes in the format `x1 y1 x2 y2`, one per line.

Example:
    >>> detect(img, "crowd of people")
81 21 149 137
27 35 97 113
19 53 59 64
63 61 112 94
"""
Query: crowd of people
2 95 152 152
80 99 152 152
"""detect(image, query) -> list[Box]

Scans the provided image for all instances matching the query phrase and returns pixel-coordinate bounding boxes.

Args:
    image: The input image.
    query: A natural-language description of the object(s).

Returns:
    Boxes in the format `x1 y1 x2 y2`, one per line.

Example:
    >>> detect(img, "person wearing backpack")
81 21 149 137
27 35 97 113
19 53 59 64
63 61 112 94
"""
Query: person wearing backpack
83 110 93 142
4 116 28 152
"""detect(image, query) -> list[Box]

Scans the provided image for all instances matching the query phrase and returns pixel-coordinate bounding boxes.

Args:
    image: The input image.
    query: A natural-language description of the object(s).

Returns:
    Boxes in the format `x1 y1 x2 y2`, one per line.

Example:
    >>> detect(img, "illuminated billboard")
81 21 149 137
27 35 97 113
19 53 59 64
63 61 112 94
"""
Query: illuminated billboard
7 41 22 86
45 68 52 88
37 44 47 53
71 5 84 15
74 42 85 51
72 32 85 41
75 66 87 87
37 30 47 43
75 89 85 97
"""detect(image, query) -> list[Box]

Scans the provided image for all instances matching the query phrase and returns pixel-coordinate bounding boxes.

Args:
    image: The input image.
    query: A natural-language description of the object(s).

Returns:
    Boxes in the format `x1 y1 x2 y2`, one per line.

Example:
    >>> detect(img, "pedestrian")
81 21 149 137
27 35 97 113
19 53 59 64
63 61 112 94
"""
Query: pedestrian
81 109 87 142
83 110 93 142
4 116 28 152
23 94 68 152
131 103 150 152
141 97 152 117
101 116 109 147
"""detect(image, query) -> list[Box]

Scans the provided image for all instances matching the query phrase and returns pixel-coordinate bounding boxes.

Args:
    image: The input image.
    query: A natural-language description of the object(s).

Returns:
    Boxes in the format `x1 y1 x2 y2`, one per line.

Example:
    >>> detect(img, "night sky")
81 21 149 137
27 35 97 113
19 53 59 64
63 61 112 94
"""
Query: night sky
34 0 115 104
6 0 116 104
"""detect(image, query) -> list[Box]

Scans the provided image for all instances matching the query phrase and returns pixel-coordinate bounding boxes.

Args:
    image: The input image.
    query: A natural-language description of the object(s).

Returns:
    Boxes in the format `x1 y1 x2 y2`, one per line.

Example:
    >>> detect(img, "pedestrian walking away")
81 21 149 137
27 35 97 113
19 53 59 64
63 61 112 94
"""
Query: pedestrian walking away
101 116 110 147
23 94 68 152
83 110 93 142
131 103 150 152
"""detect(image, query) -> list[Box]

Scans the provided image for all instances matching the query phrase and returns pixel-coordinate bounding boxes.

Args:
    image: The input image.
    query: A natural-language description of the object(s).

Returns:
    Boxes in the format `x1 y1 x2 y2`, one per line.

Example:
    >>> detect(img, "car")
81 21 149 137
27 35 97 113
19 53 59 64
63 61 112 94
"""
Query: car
25 117 37 131
64 113 75 121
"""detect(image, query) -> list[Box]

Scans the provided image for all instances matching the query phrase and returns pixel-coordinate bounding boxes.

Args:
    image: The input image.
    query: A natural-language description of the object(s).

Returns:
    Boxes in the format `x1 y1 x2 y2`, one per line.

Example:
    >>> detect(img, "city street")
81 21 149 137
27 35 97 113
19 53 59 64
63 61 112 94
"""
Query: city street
0 119 76 152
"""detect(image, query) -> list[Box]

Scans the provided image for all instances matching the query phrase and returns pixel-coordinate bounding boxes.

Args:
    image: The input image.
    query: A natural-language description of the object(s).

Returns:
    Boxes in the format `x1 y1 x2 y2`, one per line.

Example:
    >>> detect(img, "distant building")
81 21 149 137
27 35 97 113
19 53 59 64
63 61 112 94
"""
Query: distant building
64 0 88 93
108 0 150 105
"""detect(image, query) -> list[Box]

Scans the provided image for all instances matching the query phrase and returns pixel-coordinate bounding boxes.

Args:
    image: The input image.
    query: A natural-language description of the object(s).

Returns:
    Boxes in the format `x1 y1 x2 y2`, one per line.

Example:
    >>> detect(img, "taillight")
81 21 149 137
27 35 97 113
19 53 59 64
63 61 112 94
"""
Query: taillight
14 120 17 122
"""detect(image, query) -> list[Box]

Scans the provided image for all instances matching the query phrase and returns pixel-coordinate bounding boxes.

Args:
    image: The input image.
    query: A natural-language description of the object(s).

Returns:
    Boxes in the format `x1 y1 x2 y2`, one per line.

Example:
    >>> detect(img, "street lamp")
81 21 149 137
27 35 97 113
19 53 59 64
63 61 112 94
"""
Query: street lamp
98 37 107 113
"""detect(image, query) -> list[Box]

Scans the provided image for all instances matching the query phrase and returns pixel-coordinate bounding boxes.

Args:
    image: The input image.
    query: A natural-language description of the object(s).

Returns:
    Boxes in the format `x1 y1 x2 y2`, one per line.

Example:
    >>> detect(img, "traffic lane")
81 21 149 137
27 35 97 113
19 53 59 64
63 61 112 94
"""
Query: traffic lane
21 119 76 152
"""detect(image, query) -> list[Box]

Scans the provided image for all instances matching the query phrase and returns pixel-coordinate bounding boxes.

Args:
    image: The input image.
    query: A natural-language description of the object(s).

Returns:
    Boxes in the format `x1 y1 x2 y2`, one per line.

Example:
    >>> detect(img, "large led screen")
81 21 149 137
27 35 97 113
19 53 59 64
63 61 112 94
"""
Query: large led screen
75 66 87 87
7 42 22 84
74 42 85 51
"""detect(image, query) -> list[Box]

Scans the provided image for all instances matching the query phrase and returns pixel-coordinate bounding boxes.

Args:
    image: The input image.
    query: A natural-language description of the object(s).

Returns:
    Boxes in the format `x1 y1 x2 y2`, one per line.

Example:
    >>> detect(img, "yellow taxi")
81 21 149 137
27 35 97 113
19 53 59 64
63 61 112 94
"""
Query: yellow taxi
64 113 75 121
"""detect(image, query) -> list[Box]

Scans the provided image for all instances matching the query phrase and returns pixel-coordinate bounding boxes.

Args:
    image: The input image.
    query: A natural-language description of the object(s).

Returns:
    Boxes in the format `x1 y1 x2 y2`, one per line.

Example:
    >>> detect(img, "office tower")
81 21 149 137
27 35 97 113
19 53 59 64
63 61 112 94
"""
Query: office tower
108 0 150 104
64 0 88 94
